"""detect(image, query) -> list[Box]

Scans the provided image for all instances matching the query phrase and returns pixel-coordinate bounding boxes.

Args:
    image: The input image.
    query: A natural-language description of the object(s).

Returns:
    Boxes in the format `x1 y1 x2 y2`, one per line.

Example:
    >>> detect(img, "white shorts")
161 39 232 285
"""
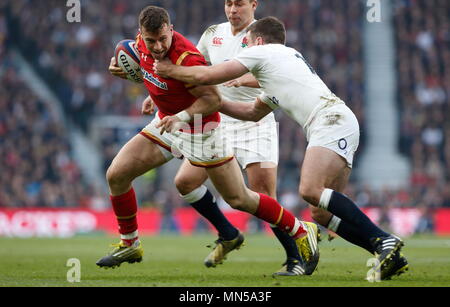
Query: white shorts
140 115 235 168
306 103 360 168
220 118 279 169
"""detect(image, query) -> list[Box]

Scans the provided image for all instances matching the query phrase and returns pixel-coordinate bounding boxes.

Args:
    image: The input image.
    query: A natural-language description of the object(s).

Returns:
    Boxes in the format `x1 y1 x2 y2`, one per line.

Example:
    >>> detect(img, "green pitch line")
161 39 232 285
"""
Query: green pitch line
0 234 449 287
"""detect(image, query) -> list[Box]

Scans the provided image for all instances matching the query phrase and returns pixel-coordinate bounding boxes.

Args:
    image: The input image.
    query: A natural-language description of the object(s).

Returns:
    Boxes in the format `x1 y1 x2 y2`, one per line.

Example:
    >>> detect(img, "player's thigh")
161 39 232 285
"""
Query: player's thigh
228 119 278 197
206 159 259 213
245 162 277 198
107 134 168 182
174 159 209 195
299 146 349 205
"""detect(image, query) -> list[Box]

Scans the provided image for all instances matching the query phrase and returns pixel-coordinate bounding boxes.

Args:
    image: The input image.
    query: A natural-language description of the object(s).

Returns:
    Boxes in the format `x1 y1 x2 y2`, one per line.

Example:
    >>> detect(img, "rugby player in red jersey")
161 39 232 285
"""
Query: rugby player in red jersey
97 6 319 273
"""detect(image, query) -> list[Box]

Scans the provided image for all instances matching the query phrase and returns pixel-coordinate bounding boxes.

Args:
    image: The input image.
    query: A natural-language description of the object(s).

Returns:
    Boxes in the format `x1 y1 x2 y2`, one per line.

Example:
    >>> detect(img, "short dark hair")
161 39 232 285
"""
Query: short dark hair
139 6 171 33
247 16 286 45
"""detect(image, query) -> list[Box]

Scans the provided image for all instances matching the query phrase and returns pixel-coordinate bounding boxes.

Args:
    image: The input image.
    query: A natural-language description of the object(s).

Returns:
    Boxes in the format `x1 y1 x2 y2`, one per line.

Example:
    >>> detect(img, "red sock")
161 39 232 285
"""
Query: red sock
255 193 306 239
110 188 139 244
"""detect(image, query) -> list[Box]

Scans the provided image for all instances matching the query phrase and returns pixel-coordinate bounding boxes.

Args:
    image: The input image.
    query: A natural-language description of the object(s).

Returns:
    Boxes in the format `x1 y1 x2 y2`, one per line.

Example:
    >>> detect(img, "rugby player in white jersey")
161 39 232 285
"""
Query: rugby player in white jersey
154 16 409 280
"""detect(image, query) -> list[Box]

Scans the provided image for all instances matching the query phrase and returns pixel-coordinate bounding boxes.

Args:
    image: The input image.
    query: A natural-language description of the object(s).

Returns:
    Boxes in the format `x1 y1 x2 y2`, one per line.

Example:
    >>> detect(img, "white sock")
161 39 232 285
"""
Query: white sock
327 216 342 232
319 188 334 210
180 185 208 204
121 230 138 241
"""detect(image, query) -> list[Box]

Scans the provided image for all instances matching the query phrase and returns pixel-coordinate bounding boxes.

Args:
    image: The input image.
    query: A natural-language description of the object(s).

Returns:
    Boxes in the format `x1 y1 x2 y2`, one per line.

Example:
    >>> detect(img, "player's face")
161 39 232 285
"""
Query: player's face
141 23 174 61
225 0 257 31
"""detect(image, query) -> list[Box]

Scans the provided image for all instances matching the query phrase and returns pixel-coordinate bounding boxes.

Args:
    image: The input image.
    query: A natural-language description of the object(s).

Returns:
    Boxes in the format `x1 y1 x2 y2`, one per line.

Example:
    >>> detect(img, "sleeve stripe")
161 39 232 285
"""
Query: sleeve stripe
176 51 201 66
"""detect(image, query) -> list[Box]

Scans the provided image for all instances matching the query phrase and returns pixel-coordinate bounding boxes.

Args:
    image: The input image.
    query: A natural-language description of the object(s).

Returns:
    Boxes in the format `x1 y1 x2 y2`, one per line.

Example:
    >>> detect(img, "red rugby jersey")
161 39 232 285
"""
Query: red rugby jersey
135 31 220 132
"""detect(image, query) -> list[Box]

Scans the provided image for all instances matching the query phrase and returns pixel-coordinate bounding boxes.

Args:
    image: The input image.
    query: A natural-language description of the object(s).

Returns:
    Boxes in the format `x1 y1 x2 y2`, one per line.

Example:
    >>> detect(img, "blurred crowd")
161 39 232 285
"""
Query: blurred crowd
0 52 89 207
393 0 450 208
1 0 449 223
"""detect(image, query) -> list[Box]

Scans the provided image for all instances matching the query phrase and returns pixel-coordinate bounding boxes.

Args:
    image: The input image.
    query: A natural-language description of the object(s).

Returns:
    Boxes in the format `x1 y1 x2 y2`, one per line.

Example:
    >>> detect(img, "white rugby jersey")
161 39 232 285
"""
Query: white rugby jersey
235 44 336 130
197 22 274 123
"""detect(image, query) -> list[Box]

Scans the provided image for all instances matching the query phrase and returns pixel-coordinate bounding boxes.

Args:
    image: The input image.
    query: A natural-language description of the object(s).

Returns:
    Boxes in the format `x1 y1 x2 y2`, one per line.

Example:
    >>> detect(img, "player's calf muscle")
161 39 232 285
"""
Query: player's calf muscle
247 178 276 198
206 162 258 212
208 178 256 212
299 184 323 207
223 188 259 213
246 164 277 197
310 205 332 226
222 194 248 211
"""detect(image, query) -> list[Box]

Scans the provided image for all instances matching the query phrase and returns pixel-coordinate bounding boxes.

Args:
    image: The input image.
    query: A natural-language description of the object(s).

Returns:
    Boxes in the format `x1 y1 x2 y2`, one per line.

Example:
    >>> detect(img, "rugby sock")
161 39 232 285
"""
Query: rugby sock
110 188 139 246
270 225 301 260
120 231 139 247
182 186 239 241
319 189 389 241
255 193 306 239
327 215 375 254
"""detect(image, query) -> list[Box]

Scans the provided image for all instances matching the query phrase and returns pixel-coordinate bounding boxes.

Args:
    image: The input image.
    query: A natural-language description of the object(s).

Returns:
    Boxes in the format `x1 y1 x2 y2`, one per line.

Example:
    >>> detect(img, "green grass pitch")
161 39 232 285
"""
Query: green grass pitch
0 234 449 287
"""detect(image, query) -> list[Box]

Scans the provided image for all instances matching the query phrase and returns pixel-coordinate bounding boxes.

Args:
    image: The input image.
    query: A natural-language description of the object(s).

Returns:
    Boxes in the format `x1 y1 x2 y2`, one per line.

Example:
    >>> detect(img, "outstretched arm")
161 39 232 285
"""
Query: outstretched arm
154 59 249 86
223 73 261 88
220 97 273 122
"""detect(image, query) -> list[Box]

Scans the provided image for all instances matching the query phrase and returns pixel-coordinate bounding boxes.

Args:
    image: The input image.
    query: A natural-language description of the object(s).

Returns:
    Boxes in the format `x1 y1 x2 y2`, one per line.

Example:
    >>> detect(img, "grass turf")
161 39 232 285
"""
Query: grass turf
0 234 449 287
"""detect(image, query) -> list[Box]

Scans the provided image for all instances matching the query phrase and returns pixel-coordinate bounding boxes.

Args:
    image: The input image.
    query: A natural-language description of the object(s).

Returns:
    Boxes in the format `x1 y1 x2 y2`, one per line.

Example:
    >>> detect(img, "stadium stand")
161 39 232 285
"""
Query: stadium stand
0 54 89 208
393 0 450 209
1 1 449 235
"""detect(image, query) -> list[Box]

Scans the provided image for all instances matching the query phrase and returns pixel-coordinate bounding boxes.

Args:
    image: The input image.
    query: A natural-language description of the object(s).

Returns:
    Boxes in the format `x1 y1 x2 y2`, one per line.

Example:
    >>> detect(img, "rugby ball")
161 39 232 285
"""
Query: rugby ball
115 39 143 83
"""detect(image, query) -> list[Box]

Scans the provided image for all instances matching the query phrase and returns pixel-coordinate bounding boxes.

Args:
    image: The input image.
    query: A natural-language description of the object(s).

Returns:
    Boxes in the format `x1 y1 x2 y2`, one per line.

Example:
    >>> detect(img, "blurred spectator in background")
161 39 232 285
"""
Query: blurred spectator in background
394 0 450 212
0 55 88 207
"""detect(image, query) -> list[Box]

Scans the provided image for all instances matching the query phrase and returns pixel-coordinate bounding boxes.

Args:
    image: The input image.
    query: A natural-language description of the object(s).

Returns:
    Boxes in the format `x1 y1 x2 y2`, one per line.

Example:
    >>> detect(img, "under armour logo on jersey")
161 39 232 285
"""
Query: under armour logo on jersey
212 37 223 46
141 53 148 62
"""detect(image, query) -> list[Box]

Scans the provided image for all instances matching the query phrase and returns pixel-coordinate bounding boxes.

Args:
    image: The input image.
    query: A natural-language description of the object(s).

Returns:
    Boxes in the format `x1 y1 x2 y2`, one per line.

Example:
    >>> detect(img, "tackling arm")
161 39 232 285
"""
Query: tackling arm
224 73 261 89
154 59 249 86
220 97 273 122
